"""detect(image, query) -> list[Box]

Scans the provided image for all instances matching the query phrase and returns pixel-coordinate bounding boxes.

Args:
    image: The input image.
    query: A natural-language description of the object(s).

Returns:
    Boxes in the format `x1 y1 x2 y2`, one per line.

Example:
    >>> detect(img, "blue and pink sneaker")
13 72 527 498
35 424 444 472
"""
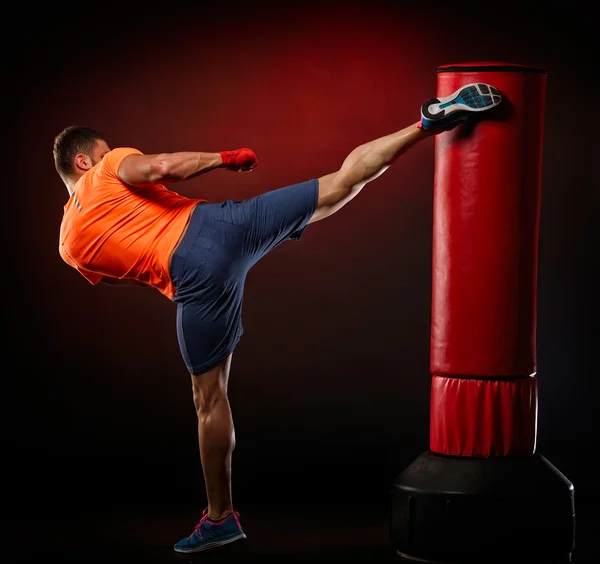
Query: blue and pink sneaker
418 83 502 132
173 509 247 553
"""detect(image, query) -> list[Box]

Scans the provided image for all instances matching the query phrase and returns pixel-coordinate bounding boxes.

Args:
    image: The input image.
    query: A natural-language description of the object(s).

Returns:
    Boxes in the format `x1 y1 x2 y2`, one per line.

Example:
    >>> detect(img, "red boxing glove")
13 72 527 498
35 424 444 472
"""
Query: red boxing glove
219 148 258 172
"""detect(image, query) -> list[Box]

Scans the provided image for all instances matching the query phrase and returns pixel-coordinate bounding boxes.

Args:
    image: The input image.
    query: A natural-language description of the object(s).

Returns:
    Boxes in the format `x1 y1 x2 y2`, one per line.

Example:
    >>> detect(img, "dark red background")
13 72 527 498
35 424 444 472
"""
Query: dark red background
5 0 596 517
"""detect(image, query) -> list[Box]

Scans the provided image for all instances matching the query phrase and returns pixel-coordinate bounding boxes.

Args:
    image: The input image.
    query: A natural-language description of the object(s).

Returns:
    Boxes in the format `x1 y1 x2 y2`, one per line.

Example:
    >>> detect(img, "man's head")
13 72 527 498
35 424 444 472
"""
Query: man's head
53 126 111 187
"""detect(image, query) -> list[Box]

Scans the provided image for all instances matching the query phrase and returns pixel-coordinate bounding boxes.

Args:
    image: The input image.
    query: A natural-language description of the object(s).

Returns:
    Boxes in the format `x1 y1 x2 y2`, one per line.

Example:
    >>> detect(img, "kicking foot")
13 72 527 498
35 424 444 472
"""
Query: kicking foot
418 83 502 132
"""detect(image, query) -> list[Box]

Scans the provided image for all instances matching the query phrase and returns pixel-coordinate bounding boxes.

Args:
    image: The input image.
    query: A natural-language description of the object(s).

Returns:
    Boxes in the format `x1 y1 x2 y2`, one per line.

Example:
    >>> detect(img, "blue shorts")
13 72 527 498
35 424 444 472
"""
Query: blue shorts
169 178 319 375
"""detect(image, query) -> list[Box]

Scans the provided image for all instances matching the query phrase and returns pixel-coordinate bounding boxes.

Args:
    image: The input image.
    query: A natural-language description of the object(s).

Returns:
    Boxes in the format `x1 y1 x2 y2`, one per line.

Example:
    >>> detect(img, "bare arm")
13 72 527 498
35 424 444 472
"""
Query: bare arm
117 152 223 187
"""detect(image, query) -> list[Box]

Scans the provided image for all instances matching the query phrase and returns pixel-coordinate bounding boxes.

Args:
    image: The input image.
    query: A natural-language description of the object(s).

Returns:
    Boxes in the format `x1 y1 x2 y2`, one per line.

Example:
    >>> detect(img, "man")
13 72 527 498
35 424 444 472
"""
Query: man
53 83 501 553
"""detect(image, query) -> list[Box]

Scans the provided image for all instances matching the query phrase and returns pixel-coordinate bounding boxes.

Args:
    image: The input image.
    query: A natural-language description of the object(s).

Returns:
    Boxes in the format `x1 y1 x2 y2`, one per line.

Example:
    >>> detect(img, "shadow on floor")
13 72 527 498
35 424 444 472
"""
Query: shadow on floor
3 500 596 564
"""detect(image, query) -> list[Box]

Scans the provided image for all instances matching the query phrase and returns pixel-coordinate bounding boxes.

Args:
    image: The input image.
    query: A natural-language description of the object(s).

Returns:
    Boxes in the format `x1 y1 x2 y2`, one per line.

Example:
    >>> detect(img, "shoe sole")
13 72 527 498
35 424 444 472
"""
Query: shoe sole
421 83 502 129
173 532 247 553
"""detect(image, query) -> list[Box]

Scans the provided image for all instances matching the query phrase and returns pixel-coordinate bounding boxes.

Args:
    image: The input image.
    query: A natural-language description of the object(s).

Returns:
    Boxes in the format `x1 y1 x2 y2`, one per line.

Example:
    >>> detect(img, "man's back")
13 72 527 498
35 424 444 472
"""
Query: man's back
59 147 202 299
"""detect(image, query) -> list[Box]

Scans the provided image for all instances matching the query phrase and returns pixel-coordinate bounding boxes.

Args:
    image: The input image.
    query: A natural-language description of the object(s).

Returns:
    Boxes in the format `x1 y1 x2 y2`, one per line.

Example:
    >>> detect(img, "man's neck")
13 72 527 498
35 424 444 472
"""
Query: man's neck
65 177 78 197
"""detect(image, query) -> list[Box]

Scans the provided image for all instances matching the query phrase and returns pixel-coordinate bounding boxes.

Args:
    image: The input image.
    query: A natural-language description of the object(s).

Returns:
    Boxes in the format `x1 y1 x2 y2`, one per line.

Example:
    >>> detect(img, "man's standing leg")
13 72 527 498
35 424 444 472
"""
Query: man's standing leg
191 354 235 521
174 354 247 553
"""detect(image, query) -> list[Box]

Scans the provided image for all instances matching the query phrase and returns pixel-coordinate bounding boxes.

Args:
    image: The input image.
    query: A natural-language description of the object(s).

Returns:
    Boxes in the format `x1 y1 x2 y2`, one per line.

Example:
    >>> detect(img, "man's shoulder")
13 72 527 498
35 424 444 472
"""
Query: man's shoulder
106 147 144 162
100 147 144 176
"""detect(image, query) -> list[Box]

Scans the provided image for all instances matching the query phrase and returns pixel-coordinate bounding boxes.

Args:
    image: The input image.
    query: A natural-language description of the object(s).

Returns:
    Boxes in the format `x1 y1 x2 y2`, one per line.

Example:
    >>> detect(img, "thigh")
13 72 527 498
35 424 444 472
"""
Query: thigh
191 354 233 400
175 289 244 377
219 178 319 261
171 209 248 376
170 202 249 296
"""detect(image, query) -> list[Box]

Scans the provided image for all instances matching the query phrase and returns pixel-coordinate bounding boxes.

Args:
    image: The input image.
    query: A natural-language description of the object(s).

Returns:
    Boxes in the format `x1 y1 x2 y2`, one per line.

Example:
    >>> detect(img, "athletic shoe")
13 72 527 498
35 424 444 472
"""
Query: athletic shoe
419 83 502 131
173 509 246 553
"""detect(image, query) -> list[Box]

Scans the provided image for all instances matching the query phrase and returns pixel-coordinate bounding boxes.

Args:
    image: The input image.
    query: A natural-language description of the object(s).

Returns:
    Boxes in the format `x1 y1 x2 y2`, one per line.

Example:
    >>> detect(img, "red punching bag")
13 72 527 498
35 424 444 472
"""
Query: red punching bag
390 63 575 563
430 63 542 456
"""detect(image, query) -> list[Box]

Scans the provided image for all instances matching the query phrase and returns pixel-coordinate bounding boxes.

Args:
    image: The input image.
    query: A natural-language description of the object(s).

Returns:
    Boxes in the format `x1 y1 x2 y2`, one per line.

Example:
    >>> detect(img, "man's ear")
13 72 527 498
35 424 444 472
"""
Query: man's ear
74 153 92 172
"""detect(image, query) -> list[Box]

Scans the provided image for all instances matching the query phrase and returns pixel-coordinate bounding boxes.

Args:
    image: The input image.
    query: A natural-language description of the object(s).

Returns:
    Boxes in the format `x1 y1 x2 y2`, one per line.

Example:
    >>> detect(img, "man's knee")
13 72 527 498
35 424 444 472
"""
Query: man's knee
315 172 344 205
193 388 227 416
309 172 357 223
191 357 231 414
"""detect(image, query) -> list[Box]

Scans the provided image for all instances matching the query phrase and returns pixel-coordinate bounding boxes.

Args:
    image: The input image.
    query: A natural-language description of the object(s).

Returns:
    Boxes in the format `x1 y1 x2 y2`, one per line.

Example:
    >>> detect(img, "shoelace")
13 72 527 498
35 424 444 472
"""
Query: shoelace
193 509 210 539
192 509 240 540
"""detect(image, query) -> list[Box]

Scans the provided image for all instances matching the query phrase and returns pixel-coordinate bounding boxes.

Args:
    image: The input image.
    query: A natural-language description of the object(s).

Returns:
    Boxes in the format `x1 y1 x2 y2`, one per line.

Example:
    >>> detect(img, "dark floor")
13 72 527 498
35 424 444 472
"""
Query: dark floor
4 498 597 564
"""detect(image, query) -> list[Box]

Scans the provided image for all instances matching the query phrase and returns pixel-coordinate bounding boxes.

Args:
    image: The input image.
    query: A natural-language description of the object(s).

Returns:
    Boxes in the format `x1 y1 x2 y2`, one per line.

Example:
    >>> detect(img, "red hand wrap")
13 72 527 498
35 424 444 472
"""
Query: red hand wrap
219 148 258 172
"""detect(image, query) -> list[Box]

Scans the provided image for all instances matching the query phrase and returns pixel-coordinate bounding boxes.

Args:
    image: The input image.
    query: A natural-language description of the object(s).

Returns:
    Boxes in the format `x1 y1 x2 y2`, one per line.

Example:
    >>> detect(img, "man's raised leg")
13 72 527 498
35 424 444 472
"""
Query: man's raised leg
309 82 502 223
308 122 432 224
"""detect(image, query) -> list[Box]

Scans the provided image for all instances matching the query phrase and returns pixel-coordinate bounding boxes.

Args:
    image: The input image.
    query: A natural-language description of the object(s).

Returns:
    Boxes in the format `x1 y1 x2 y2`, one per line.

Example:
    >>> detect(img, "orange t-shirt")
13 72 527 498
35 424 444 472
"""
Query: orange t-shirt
59 147 205 300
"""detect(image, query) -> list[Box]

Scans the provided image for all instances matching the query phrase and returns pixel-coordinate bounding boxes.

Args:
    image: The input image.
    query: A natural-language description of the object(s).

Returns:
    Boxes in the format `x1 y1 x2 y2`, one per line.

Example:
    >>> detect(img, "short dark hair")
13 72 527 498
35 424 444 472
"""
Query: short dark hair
53 126 106 178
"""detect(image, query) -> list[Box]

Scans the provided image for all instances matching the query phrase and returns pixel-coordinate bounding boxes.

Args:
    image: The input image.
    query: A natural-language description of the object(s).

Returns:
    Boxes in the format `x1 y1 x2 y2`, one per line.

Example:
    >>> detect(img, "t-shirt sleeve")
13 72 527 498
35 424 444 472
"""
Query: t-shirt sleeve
59 243 103 285
100 147 143 179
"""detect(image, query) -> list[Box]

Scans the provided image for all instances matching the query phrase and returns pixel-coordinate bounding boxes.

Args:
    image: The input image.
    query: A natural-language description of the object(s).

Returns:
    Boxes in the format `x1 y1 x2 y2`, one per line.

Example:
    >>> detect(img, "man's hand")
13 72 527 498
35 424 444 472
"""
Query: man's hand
219 148 258 172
